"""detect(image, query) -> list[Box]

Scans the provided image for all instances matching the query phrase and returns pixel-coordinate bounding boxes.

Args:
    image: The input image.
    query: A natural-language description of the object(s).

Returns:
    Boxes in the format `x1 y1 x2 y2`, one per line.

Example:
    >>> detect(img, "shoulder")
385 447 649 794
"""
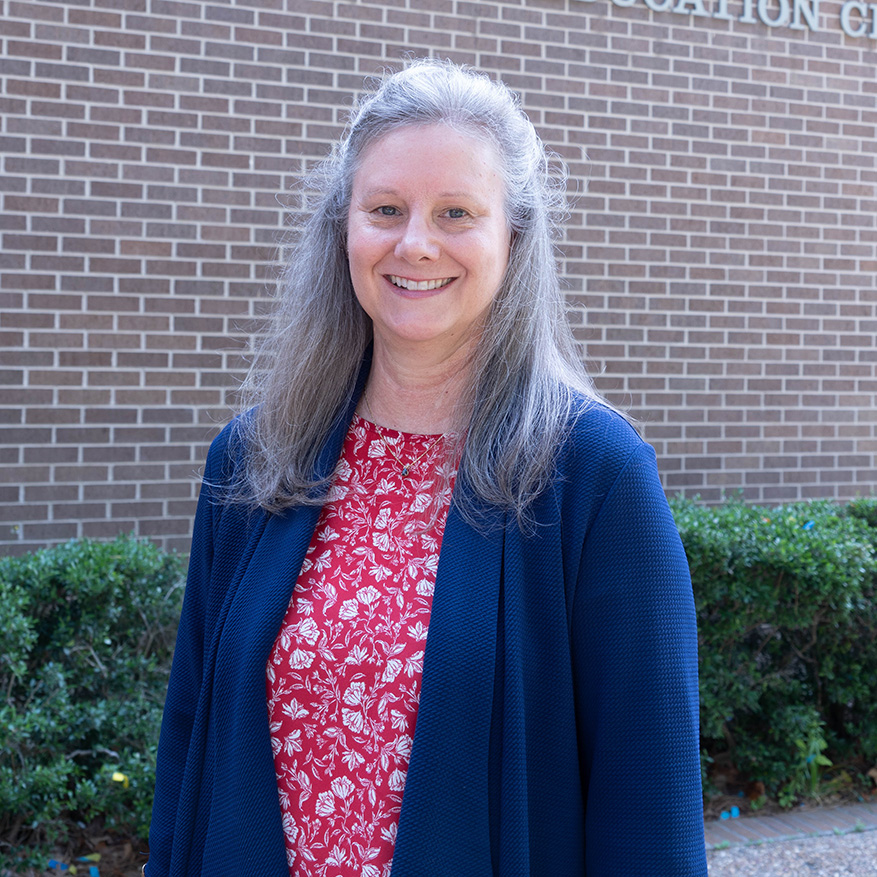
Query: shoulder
558 396 654 491
202 412 251 488
195 413 266 544
543 394 674 544
568 396 643 452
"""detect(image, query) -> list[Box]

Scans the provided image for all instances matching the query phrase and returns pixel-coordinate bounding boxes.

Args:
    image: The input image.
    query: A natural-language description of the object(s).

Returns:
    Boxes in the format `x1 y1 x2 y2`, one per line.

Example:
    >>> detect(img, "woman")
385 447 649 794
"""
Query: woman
147 60 707 876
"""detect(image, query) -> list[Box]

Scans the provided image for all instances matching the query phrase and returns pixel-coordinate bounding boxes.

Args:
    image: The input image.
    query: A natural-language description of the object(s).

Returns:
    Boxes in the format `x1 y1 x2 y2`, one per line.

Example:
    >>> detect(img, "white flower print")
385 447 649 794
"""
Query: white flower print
320 581 337 607
326 482 349 502
375 475 396 495
357 585 381 604
281 698 309 722
404 652 424 677
341 747 365 769
343 681 366 706
266 415 455 877
345 644 369 664
315 791 335 817
408 622 428 641
370 562 391 582
269 724 282 757
374 506 392 529
276 782 291 811
327 844 347 866
338 598 359 620
281 811 298 843
342 708 365 733
330 775 355 799
296 618 320 645
312 549 333 571
410 492 431 513
282 727 302 756
373 529 392 552
382 658 403 683
388 769 407 792
296 770 312 808
288 648 315 669
377 691 393 718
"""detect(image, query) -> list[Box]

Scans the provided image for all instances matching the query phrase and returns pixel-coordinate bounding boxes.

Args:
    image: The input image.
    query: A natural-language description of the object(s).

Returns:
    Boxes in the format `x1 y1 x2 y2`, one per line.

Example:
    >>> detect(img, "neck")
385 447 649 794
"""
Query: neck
361 341 475 434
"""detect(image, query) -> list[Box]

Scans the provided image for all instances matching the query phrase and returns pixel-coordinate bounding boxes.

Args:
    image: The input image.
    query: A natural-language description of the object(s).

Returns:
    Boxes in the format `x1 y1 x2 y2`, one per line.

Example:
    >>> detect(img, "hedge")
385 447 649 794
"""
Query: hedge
2 499 876 867
672 496 877 804
0 536 183 872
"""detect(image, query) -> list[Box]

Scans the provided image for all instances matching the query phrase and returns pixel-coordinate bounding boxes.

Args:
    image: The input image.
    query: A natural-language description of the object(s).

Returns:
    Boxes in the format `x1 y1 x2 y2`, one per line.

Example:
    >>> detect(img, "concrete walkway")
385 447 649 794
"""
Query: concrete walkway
705 801 877 850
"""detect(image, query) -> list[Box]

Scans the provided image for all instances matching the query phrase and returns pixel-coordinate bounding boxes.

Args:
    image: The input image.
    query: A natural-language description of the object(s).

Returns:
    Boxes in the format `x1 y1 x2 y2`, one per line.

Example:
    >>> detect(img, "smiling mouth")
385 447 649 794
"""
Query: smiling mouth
388 275 455 291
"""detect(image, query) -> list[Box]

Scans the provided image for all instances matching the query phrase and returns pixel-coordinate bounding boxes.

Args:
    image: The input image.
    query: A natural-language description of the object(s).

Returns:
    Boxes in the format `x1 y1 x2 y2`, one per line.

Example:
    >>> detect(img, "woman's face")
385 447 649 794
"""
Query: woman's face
346 123 511 362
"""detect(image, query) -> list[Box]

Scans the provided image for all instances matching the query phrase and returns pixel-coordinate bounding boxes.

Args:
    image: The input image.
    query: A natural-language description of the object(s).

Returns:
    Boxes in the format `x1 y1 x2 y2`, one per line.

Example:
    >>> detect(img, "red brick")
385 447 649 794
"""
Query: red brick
1 0 875 547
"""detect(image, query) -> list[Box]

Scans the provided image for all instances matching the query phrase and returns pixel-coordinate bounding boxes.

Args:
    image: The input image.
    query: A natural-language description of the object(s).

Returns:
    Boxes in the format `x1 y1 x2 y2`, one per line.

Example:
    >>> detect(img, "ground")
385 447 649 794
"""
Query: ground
16 784 876 876
9 828 146 877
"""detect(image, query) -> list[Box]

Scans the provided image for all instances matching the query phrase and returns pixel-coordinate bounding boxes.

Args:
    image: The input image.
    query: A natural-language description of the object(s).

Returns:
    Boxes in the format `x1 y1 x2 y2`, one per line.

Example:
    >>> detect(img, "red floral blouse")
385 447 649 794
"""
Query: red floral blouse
266 414 455 877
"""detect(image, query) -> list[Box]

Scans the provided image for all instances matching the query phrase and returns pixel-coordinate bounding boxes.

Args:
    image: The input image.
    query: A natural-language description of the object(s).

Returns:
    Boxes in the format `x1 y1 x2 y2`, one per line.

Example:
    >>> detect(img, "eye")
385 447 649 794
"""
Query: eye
375 205 400 217
445 207 468 219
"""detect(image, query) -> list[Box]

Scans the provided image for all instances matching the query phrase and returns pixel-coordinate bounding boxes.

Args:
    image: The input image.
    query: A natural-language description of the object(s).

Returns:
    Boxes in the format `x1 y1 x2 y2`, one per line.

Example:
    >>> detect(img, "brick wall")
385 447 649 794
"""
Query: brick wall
2 0 876 556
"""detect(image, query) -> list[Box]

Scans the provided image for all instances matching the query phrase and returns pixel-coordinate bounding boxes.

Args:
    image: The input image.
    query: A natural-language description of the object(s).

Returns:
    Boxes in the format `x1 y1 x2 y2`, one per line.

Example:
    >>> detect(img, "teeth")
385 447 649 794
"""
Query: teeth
389 275 452 291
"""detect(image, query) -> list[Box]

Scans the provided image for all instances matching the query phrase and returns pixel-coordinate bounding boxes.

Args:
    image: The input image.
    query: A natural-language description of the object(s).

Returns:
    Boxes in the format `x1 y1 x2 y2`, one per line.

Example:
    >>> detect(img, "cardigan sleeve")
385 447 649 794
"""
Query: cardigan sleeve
570 441 707 876
146 429 227 877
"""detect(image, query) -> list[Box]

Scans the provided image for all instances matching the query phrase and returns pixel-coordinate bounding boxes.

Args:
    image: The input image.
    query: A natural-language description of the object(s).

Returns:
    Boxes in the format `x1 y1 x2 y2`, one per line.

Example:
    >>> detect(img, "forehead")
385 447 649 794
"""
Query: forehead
351 123 506 198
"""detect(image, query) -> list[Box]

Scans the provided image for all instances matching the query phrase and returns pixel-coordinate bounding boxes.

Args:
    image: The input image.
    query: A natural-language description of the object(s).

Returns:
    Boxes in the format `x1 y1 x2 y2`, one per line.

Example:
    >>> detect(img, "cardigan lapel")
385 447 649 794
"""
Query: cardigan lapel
390 501 506 875
201 369 370 875
209 366 367 731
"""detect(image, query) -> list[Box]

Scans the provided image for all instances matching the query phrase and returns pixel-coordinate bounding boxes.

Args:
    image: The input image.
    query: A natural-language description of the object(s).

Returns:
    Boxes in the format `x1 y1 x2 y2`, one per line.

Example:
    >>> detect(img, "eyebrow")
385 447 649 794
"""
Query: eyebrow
357 187 479 201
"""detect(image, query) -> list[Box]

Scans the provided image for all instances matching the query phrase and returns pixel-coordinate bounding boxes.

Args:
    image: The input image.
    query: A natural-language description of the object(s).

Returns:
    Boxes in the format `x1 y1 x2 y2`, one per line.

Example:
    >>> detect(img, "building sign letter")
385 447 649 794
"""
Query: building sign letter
758 0 790 26
674 0 710 15
594 0 877 38
839 0 874 34
792 0 820 28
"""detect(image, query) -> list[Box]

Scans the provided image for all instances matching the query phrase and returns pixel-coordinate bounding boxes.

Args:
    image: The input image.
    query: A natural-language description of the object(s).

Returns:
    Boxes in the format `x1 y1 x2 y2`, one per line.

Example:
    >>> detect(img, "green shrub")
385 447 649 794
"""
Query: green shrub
2 498 876 863
672 497 877 803
0 536 184 870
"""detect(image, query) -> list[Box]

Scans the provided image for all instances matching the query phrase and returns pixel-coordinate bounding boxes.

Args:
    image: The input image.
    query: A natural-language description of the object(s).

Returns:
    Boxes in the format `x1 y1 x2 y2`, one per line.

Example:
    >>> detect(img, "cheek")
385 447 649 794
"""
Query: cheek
346 229 373 282
478 229 511 282
347 224 388 272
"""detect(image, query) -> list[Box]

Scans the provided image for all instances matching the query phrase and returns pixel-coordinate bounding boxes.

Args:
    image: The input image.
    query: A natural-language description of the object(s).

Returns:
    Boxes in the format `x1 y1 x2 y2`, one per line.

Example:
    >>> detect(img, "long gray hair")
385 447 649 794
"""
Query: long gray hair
235 58 606 527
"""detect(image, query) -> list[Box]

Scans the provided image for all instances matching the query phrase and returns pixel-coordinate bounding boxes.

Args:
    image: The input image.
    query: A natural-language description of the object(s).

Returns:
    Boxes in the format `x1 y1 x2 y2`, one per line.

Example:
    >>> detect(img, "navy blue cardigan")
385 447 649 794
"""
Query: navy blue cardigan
148 379 707 876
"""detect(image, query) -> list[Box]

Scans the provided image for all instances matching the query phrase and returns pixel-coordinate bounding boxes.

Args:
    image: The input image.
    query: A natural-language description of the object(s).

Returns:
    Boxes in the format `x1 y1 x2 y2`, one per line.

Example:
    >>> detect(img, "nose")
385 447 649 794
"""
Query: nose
394 213 440 263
